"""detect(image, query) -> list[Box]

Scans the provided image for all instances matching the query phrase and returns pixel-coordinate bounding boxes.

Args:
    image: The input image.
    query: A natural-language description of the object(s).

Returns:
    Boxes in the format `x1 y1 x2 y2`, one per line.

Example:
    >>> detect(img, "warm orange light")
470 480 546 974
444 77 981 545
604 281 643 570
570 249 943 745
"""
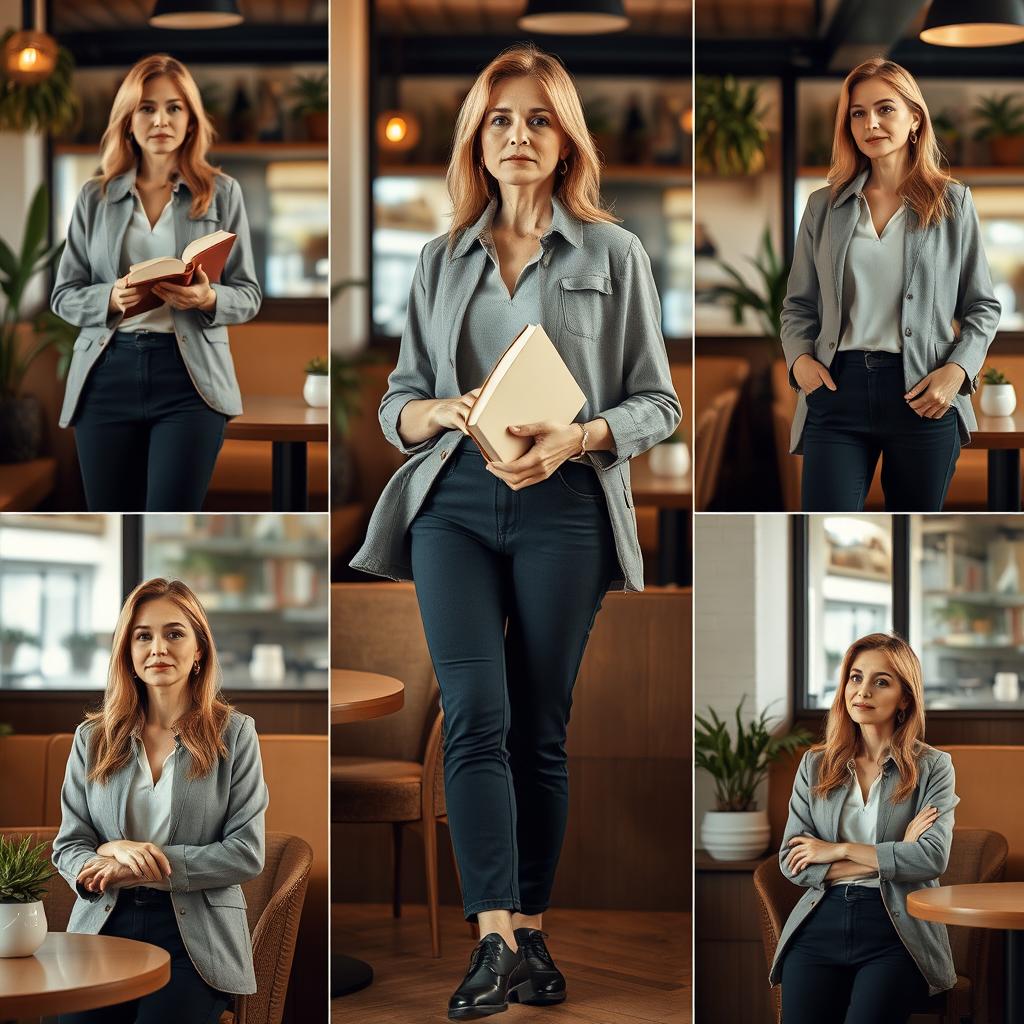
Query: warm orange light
385 117 408 143
3 31 57 83
376 109 421 153
681 107 693 135
17 46 40 71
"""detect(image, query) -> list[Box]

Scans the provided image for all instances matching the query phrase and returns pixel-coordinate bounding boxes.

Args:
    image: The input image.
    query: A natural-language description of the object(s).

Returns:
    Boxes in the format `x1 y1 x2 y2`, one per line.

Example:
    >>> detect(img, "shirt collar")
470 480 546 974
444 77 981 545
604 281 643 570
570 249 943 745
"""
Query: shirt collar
108 168 187 203
832 168 871 208
451 194 583 260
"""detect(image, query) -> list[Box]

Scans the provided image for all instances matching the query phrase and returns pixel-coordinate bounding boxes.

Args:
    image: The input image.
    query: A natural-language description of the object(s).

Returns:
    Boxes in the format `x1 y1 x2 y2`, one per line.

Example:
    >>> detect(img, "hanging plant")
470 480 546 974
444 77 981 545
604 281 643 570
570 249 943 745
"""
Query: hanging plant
0 29 80 135
695 75 768 176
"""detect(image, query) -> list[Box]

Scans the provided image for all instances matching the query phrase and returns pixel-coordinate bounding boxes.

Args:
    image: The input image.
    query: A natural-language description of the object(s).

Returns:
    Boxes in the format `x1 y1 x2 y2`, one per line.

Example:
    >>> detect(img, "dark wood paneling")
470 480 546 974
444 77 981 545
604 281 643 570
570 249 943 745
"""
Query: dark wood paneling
794 713 1024 746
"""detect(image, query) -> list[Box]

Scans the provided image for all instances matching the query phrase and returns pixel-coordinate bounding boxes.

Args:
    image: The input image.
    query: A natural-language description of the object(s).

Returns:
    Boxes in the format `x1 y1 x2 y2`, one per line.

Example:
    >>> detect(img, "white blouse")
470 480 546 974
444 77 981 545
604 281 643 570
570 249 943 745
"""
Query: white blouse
119 185 178 334
838 195 906 355
832 762 882 888
124 740 176 891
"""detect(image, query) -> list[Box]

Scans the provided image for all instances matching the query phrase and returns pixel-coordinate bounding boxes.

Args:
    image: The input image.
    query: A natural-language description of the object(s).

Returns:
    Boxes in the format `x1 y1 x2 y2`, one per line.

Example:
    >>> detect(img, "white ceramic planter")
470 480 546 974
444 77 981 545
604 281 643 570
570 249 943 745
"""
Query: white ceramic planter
981 383 1017 417
700 810 771 861
649 441 691 477
0 900 47 957
303 373 329 408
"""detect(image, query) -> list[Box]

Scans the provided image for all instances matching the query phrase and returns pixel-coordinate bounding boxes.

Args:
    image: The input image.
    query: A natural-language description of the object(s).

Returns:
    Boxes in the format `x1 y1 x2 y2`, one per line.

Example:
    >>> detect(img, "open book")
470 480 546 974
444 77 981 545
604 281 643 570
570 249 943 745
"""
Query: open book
122 230 236 318
467 323 587 463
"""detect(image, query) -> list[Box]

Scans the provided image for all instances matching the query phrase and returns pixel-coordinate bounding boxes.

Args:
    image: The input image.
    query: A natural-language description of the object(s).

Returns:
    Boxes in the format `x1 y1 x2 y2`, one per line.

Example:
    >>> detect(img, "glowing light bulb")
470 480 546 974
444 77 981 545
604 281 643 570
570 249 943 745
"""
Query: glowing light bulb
385 117 408 143
17 46 40 71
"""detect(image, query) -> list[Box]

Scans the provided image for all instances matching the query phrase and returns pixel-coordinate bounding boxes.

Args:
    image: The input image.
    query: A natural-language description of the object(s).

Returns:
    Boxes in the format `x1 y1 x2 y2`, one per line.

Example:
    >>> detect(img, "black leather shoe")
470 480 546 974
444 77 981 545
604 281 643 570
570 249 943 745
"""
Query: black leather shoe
447 933 532 1020
512 928 567 1005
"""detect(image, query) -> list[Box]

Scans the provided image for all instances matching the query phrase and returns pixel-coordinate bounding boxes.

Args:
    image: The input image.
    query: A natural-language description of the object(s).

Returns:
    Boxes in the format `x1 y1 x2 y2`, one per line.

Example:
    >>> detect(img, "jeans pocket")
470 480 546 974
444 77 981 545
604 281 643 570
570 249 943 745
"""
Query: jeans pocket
555 464 604 501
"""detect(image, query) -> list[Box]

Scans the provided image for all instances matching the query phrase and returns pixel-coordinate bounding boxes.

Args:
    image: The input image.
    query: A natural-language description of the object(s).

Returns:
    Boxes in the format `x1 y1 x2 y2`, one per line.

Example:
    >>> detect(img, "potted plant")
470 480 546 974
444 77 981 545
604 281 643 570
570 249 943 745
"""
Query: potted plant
1 628 38 671
649 430 691 477
696 697 811 861
0 183 66 462
288 71 328 142
981 366 1016 417
0 29 79 135
303 355 329 408
695 76 768 176
973 94 1024 166
0 834 54 957
62 632 96 673
707 226 790 339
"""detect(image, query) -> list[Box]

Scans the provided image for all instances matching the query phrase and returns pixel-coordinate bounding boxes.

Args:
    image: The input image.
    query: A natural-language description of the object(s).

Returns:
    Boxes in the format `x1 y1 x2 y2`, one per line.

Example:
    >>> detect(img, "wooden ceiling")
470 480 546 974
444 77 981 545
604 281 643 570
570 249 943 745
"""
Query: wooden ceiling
376 0 691 36
51 0 327 32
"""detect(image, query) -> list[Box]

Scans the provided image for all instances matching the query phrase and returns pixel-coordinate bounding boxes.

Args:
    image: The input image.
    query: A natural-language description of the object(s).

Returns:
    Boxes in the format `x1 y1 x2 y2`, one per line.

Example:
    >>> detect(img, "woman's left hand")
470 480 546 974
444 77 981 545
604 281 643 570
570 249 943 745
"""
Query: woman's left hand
76 856 146 893
152 264 216 312
905 363 967 419
785 835 847 874
485 421 585 490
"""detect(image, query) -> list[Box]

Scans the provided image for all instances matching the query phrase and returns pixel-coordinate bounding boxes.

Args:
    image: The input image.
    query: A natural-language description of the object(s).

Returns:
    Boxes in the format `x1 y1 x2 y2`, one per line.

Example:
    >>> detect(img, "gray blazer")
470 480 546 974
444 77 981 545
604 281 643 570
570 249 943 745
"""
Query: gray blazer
52 170 262 428
52 711 269 995
781 169 1000 454
349 197 682 593
770 745 958 997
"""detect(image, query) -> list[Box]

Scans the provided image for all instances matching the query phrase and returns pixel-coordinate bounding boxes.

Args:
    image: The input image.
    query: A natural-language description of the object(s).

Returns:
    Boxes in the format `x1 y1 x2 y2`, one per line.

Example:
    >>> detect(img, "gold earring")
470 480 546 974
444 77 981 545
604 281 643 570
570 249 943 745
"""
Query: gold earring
909 129 918 144
193 661 200 675
559 158 569 175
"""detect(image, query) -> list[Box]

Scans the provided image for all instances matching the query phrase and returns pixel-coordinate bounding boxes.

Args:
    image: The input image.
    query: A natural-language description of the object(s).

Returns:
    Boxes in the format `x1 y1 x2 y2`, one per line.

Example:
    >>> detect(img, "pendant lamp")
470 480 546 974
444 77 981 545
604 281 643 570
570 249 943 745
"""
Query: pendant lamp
920 0 1024 46
150 0 244 29
3 0 57 84
518 0 629 35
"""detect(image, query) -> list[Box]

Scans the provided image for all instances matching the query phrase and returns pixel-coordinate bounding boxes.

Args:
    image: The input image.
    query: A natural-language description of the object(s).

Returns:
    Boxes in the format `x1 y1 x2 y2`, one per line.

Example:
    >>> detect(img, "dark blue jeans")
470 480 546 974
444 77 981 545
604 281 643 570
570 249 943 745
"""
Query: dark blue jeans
801 350 960 512
57 887 232 1024
780 885 929 1024
409 442 617 921
72 330 227 511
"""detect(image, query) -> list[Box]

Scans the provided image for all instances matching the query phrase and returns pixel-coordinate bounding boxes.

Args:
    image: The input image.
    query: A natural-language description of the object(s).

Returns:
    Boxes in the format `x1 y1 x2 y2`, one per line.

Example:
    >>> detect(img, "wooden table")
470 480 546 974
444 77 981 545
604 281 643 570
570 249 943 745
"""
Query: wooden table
331 669 406 997
629 449 692 586
225 396 328 512
0 933 170 1020
970 413 1024 510
907 882 1024 1022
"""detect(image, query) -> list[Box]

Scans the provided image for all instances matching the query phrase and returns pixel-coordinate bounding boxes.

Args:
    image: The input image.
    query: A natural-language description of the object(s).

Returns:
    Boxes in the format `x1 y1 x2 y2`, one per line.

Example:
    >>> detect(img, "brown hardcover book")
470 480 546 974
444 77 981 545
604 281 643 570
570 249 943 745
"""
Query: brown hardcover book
466 323 587 463
122 230 236 318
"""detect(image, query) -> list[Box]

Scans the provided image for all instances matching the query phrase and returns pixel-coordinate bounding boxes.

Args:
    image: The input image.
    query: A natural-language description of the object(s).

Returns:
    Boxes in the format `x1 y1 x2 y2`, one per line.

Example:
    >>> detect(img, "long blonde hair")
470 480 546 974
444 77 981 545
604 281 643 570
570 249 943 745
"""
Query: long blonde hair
446 43 617 244
87 578 231 784
812 633 927 805
99 54 219 218
829 58 955 230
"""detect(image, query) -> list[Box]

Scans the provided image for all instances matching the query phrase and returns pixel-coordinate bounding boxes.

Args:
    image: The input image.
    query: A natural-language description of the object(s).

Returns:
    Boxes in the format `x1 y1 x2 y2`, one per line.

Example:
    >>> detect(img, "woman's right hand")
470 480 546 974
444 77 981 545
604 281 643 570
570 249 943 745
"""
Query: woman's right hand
793 354 837 397
96 839 172 880
903 805 940 843
428 388 482 436
108 276 144 315
77 856 151 893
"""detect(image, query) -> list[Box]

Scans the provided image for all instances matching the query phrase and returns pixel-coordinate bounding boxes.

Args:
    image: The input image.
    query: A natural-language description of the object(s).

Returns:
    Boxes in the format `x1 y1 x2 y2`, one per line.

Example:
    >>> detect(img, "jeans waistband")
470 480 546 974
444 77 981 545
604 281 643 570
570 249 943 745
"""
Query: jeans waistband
833 349 903 368
128 886 173 905
113 329 177 345
828 883 884 902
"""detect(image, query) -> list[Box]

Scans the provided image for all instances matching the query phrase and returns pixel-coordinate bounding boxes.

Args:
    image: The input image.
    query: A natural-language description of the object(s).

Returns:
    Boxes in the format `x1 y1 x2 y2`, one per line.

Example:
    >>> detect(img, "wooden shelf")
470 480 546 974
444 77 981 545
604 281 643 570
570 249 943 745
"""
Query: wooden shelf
54 142 327 158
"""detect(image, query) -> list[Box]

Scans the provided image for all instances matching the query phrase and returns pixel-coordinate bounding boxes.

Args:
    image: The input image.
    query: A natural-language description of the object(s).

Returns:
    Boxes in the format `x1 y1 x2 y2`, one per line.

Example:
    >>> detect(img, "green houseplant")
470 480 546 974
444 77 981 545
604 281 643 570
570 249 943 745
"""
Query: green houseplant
63 631 97 673
303 354 329 408
288 71 328 142
696 697 811 860
973 93 1024 166
707 226 790 339
0 29 79 135
0 834 54 957
981 365 1017 417
0 628 39 670
0 183 66 461
695 76 768 176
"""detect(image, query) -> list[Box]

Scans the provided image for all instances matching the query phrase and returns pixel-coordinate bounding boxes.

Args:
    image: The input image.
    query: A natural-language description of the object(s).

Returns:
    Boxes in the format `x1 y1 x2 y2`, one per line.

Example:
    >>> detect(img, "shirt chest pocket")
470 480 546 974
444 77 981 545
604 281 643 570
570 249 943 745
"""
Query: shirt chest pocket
559 274 612 340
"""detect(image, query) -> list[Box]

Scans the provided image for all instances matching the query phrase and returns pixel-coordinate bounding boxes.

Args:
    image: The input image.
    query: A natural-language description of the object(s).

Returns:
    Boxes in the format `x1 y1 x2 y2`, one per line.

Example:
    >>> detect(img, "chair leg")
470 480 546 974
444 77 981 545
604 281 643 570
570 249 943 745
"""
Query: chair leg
423 817 441 959
392 822 403 919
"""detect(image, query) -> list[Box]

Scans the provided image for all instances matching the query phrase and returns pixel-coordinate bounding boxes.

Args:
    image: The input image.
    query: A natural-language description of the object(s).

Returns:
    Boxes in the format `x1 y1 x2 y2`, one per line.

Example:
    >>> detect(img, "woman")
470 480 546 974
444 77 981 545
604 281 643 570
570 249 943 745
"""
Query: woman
772 633 958 1024
781 58 1000 512
52 54 261 512
350 44 680 1020
52 578 268 1023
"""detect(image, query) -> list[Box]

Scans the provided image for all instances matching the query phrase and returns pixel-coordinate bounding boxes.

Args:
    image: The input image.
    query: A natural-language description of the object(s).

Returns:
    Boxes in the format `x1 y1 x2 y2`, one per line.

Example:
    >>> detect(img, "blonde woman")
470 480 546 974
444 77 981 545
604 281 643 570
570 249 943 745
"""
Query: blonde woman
52 54 261 512
772 634 958 1023
781 58 1000 512
52 579 268 1023
351 43 680 1019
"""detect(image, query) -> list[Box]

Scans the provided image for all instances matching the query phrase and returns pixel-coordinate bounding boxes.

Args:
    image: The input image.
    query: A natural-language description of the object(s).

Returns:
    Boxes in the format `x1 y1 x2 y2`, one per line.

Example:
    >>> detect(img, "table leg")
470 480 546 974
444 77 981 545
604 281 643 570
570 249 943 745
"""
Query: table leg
657 509 691 586
988 450 1021 511
331 952 373 998
271 441 309 512
1008 929 1024 1023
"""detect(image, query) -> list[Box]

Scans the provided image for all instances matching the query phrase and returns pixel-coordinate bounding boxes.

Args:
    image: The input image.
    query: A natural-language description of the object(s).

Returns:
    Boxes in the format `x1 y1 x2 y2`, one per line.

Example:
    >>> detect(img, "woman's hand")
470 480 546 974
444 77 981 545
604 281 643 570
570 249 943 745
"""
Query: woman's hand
792 354 837 396
785 835 847 874
96 840 172 880
152 264 216 312
486 421 585 490
428 388 482 436
109 277 145 315
76 856 150 894
905 363 966 418
903 805 940 843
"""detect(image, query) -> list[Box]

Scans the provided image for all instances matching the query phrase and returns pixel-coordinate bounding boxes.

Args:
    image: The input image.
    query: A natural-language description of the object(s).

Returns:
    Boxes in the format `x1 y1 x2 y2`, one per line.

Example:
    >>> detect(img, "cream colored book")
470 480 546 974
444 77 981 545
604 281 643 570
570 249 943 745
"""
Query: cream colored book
467 323 587 463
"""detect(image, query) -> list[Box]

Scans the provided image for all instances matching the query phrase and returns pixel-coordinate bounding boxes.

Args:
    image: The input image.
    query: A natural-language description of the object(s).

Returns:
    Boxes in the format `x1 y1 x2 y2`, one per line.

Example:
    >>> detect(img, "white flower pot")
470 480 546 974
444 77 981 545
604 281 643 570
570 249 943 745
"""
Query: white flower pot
303 373 329 408
700 810 771 861
981 383 1016 417
649 441 691 477
0 900 47 957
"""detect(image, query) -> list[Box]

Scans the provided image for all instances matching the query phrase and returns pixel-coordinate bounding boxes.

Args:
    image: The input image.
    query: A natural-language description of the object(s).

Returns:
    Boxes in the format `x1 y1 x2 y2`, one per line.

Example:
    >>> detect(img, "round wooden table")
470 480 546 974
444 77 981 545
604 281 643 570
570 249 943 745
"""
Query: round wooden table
907 882 1024 1022
224 396 328 512
970 412 1024 511
0 933 170 1019
331 669 406 997
629 449 692 586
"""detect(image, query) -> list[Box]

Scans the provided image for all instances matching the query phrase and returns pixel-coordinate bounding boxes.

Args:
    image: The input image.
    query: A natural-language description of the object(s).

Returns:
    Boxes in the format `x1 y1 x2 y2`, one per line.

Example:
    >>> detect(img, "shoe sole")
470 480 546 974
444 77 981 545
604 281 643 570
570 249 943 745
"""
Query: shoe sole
448 1005 509 1020
519 993 567 1006
509 977 566 1006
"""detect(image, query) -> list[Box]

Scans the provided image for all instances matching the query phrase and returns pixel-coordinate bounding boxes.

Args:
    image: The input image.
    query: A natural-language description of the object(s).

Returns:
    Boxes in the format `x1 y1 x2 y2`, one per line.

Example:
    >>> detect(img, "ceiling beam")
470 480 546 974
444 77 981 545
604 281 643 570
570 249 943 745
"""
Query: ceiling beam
819 0 923 72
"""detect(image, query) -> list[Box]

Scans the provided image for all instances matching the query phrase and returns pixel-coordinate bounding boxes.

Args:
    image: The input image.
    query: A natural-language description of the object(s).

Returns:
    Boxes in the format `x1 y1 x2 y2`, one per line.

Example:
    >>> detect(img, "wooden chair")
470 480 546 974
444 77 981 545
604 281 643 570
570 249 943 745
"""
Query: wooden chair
752 828 1008 1024
694 356 749 510
1 828 312 1024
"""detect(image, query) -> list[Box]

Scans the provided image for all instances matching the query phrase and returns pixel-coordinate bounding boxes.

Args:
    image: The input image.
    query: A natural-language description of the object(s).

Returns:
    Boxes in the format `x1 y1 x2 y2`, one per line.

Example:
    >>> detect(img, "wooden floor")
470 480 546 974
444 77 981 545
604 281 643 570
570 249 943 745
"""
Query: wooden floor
331 903 691 1024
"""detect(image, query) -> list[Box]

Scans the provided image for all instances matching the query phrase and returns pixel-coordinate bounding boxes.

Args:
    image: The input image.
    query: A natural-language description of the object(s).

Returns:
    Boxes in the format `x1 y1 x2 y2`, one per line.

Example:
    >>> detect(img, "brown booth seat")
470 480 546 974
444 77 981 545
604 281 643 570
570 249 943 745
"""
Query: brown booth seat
0 458 57 512
694 356 750 509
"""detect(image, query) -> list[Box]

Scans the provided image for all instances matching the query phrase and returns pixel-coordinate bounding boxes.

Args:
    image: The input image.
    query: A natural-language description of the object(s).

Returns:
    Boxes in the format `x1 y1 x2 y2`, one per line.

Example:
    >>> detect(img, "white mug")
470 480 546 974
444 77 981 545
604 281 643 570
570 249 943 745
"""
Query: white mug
250 644 286 683
993 672 1020 702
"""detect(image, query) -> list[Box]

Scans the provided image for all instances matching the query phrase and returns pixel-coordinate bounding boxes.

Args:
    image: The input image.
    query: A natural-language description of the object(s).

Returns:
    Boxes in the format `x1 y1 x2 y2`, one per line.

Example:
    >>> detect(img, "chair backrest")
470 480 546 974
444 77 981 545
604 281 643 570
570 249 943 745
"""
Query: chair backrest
0 736 51 827
696 388 741 510
694 355 750 422
770 361 801 511
330 582 439 763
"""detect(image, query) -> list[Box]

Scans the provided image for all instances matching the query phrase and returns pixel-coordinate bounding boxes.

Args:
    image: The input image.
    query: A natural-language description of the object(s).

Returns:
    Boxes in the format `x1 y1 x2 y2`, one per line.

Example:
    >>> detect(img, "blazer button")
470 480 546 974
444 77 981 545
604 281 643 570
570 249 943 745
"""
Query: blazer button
179 908 186 916
829 341 836 350
904 327 912 337
440 450 449 461
906 292 913 300
104 904 111 911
